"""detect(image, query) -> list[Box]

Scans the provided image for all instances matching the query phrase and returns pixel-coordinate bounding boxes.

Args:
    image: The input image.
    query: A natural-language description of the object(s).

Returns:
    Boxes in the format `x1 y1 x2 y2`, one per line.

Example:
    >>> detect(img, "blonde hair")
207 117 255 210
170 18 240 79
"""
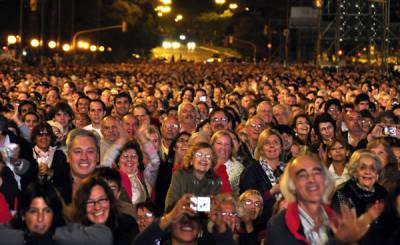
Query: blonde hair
254 128 283 161
210 130 234 160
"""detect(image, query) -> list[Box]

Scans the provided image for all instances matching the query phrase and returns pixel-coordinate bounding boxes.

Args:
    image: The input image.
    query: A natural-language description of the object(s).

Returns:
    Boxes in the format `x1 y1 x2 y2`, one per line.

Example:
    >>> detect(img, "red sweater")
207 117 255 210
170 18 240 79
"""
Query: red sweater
0 193 12 224
215 164 232 193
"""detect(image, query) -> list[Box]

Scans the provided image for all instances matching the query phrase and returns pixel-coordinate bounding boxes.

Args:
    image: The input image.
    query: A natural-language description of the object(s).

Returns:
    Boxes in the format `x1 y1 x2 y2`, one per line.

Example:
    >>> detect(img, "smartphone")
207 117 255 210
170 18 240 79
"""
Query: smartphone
383 127 396 137
199 96 207 102
190 196 211 212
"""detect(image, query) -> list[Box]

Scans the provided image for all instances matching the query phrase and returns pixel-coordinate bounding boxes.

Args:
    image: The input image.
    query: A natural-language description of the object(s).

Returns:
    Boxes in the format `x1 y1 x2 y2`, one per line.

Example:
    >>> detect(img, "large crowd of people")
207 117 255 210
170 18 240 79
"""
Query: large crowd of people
0 60 400 244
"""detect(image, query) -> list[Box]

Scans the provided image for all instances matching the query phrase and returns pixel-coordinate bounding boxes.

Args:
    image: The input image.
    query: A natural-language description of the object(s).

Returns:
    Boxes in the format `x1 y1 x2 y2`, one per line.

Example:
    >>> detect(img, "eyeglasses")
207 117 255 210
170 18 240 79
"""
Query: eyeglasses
163 124 179 129
211 117 228 123
221 212 237 217
194 152 212 159
137 212 154 220
361 120 372 126
358 163 377 173
243 199 262 207
86 198 109 208
38 131 50 137
121 154 138 161
249 123 265 129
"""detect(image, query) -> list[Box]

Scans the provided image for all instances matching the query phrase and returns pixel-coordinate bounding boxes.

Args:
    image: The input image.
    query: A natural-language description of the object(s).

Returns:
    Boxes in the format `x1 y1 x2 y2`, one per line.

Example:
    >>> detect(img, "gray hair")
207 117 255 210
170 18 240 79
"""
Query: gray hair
280 153 335 203
347 149 382 179
66 128 100 154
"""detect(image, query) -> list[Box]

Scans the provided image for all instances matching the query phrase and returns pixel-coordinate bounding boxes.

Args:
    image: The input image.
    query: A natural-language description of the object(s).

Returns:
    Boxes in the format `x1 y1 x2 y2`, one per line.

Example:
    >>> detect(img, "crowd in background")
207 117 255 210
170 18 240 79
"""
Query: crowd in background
0 60 400 244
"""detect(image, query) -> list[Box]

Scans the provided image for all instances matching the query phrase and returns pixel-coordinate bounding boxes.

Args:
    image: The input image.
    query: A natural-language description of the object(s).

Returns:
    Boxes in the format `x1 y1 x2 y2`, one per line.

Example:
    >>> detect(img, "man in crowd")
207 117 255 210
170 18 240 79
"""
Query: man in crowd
113 92 132 119
266 154 383 244
160 116 180 160
178 102 197 133
84 99 107 138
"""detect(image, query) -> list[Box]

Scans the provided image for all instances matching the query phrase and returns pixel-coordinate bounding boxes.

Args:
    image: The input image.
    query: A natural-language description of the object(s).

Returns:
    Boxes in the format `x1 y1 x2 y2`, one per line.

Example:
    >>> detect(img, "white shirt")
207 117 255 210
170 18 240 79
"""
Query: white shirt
329 164 350 187
83 124 103 138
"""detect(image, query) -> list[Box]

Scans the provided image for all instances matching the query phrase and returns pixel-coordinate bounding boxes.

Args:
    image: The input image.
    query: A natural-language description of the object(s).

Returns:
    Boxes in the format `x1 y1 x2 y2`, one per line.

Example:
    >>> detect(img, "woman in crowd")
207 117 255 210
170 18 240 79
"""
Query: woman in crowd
331 150 387 216
165 142 221 212
155 132 190 211
70 176 138 245
11 181 65 245
237 189 265 244
312 112 338 161
292 114 312 145
140 125 163 166
30 123 69 184
367 139 400 192
239 128 285 224
326 137 351 187
211 130 244 196
116 140 160 206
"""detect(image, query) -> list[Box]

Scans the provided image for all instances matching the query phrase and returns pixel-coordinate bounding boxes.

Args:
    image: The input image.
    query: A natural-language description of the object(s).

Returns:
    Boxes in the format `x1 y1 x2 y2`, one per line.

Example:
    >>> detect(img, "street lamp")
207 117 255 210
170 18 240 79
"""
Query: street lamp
215 0 225 5
175 14 183 22
90 45 97 52
7 35 17 45
172 41 181 49
160 0 171 4
229 3 238 10
30 38 40 48
162 41 172 49
99 46 105 52
187 42 196 50
62 44 71 52
179 35 186 40
48 40 57 49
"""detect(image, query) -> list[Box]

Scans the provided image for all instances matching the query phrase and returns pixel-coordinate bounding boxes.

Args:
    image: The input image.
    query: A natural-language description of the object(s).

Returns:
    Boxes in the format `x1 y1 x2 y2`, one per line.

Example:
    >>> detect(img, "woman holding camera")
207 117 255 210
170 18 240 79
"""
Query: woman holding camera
165 142 221 212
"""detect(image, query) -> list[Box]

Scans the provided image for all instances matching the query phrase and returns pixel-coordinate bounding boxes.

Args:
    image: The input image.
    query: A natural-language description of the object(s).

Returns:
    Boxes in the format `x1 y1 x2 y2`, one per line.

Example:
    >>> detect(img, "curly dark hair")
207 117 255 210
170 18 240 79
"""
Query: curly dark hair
30 122 57 146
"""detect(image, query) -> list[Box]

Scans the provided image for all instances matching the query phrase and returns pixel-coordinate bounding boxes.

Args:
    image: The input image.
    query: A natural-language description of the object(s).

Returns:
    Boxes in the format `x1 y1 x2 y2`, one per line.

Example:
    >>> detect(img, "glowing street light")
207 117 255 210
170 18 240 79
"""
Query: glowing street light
98 46 105 52
30 38 40 48
172 41 181 49
229 3 238 10
48 40 57 49
90 45 97 52
175 14 183 22
179 35 186 40
162 41 172 49
160 0 171 4
215 0 225 5
155 5 171 13
187 42 196 50
7 35 17 45
62 44 71 52
78 41 90 50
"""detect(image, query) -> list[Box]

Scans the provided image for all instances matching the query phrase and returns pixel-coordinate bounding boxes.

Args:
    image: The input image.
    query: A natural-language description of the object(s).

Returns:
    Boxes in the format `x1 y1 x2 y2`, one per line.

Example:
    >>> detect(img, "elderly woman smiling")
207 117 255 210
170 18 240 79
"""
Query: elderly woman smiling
331 150 387 216
165 142 221 212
